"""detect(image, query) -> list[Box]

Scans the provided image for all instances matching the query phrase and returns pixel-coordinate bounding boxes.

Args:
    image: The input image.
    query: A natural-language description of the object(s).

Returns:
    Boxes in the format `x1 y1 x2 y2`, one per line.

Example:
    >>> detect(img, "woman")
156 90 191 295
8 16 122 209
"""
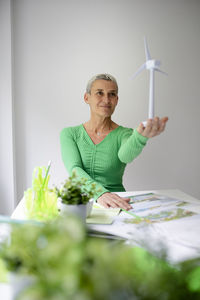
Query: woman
60 74 168 210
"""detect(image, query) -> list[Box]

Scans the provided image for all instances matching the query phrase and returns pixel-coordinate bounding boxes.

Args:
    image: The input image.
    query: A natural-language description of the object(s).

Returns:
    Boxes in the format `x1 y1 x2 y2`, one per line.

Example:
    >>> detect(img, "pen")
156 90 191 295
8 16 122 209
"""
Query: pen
121 208 143 220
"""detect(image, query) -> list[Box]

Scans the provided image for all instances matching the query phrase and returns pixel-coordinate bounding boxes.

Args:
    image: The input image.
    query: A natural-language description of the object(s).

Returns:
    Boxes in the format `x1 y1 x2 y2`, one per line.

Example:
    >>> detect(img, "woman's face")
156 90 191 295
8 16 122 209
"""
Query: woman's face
84 80 118 118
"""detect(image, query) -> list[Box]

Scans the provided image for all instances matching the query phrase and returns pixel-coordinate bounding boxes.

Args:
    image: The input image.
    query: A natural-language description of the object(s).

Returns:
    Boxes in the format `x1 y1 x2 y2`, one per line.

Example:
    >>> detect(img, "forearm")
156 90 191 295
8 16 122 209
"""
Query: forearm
118 129 148 163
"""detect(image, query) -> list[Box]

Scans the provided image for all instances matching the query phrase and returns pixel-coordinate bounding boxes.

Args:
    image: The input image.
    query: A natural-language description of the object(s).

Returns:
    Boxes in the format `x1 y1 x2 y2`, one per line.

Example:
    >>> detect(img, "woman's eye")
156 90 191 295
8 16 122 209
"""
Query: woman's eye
109 93 116 97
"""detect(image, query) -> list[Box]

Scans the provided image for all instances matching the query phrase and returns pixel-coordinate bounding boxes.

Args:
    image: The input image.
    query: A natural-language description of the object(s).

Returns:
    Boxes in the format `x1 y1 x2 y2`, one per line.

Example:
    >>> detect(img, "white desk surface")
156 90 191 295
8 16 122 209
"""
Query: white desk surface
11 188 200 220
11 189 200 262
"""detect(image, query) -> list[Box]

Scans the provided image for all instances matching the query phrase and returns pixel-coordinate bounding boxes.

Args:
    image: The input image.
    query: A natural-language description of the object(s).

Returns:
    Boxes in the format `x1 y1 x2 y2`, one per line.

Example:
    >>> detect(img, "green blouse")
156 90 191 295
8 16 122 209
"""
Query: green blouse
60 124 148 200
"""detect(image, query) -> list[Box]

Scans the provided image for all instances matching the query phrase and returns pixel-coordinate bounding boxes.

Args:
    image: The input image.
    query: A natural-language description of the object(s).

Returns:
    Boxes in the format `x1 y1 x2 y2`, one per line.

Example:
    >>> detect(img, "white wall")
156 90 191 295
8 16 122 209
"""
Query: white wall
1 0 200 213
0 0 16 214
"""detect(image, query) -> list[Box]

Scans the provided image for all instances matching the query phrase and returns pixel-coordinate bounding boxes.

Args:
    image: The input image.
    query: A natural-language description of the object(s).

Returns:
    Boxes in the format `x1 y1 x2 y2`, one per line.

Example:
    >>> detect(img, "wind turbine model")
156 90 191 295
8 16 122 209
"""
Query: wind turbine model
131 37 167 126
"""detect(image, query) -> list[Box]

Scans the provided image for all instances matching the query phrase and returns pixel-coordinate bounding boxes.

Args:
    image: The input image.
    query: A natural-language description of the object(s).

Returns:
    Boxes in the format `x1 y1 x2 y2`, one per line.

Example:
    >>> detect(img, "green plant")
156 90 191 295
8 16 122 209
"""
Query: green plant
0 258 8 282
0 216 200 300
55 171 99 205
25 163 58 221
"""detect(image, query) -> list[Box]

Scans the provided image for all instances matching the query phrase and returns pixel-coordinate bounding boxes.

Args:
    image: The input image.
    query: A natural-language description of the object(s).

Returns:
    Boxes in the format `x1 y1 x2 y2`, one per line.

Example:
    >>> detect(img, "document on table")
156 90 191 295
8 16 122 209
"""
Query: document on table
86 203 120 224
88 193 200 262
122 193 199 224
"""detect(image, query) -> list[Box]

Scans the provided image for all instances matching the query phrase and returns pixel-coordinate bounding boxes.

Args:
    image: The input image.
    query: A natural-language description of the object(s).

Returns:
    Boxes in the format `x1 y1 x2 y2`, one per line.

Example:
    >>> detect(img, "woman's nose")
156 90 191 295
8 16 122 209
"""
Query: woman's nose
103 94 110 103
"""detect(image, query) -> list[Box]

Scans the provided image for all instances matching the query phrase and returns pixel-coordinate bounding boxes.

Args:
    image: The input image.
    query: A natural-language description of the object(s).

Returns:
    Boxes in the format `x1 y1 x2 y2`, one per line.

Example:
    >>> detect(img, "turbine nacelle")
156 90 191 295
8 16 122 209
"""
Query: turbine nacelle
146 59 161 70
130 37 167 79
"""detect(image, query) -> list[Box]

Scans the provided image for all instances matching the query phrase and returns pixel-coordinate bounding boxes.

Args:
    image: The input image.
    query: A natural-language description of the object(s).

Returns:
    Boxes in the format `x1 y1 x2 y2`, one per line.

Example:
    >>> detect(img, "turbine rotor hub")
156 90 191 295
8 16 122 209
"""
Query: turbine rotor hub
146 59 161 70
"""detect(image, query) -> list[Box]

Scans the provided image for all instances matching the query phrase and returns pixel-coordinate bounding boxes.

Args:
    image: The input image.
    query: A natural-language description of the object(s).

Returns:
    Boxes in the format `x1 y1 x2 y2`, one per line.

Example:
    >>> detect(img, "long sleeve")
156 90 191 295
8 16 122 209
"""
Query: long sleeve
118 129 148 163
60 128 108 200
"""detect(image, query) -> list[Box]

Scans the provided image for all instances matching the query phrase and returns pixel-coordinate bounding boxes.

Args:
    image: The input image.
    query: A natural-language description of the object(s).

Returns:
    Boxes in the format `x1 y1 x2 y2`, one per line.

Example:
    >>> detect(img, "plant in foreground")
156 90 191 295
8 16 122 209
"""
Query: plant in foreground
0 216 200 300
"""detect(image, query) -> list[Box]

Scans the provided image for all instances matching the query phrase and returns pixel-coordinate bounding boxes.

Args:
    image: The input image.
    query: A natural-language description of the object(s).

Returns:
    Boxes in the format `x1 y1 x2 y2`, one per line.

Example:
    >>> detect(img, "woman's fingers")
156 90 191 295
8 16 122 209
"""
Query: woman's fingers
123 197 131 202
137 116 168 138
97 193 132 210
137 122 145 135
111 194 132 209
143 119 153 136
97 198 110 208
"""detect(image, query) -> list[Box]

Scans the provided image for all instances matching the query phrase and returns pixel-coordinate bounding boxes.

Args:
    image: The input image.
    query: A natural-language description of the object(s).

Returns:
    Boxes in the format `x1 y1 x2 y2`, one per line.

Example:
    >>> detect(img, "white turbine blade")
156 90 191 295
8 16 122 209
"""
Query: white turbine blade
130 63 146 80
155 68 168 75
144 36 151 61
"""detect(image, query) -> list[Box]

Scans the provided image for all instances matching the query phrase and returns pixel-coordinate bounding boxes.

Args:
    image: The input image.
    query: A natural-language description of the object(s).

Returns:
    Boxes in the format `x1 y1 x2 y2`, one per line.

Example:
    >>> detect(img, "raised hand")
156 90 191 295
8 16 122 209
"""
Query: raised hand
137 116 168 138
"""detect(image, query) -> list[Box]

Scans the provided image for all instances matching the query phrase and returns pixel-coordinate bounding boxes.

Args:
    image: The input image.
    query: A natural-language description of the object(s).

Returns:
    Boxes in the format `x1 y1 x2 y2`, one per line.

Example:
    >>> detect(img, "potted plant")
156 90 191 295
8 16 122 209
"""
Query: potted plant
55 171 99 220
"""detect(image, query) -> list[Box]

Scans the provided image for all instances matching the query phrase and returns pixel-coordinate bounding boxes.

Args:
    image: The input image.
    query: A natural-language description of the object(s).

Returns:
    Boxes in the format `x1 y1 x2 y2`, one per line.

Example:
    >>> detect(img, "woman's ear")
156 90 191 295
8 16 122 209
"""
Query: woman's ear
84 92 89 104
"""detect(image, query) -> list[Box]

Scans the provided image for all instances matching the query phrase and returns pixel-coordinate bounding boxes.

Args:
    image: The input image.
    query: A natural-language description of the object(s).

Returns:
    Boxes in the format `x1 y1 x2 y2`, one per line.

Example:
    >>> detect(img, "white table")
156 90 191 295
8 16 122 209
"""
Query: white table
11 188 200 263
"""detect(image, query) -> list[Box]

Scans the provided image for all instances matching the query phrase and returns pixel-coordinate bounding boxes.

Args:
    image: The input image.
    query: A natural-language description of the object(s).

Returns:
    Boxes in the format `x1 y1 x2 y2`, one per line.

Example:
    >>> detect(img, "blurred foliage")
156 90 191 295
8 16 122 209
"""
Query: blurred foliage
55 171 100 205
0 258 8 282
0 216 200 300
2 165 200 299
